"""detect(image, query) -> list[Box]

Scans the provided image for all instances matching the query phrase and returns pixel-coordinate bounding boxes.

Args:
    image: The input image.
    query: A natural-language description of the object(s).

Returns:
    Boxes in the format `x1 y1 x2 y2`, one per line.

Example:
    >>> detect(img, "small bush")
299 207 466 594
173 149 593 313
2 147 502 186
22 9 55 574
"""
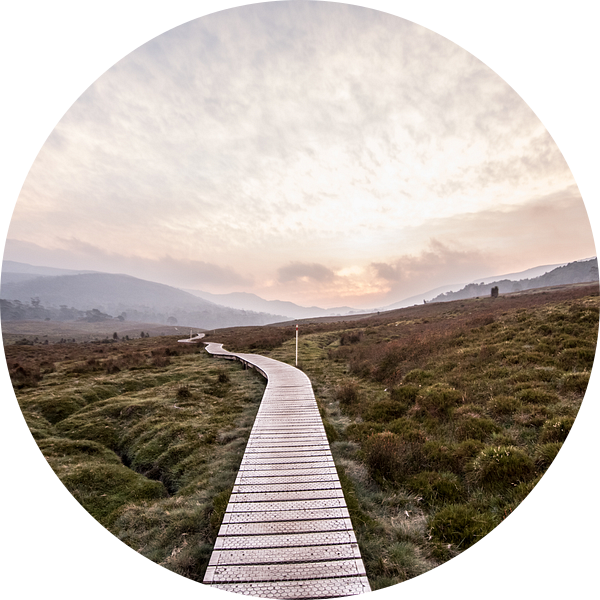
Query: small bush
362 432 424 482
406 471 464 505
429 504 496 549
387 418 427 443
335 382 361 407
561 372 590 394
455 417 500 442
176 386 193 400
417 385 462 419
346 422 386 442
468 446 535 489
539 417 575 443
216 370 230 384
340 331 363 345
516 388 559 405
390 385 420 403
534 442 563 469
558 348 596 370
487 395 521 416
363 400 408 422
151 356 171 368
403 369 433 385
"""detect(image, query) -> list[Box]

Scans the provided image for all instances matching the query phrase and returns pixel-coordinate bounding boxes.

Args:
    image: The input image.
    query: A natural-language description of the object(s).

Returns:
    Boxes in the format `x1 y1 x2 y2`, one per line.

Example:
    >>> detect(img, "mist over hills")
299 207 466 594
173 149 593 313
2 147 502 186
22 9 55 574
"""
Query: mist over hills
1 258 597 329
185 289 362 320
0 271 287 329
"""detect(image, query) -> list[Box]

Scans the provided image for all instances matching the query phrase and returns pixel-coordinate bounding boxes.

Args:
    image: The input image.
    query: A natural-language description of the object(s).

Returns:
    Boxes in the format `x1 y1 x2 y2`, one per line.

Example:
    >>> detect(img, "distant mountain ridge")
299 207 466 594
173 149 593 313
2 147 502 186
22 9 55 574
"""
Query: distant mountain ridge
0 271 287 329
429 258 598 303
185 289 362 320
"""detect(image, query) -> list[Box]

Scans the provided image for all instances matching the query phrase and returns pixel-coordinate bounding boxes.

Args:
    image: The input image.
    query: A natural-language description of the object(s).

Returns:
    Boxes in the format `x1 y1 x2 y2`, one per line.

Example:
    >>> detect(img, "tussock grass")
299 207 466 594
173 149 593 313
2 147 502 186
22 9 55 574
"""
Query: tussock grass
9 337 265 582
7 283 597 591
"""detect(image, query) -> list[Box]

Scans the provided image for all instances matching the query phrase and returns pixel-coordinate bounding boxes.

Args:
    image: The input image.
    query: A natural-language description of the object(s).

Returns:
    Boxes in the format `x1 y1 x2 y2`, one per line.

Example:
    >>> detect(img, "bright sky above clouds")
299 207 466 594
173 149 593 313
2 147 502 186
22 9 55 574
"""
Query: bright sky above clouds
6 1 595 308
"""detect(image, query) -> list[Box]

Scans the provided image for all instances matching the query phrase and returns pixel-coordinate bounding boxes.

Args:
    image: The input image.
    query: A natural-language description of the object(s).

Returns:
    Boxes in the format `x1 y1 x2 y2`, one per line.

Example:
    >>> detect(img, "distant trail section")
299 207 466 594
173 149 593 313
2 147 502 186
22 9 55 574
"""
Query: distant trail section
202 342 371 599
177 332 205 343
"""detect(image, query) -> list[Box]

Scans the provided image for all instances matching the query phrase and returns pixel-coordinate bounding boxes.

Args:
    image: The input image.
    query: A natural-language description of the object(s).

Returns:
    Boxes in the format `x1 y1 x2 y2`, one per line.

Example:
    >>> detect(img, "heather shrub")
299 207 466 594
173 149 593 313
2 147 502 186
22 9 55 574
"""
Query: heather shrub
362 432 425 482
468 446 535 489
336 382 361 407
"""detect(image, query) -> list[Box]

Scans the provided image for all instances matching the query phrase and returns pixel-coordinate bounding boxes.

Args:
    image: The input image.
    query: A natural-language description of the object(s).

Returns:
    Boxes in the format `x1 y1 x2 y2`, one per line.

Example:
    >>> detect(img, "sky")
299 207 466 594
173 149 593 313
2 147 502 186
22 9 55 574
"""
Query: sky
5 1 596 308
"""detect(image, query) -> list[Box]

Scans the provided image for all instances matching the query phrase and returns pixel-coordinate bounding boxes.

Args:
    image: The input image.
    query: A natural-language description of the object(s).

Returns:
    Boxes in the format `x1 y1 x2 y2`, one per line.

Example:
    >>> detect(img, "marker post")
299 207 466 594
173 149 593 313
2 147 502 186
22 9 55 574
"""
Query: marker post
295 324 298 367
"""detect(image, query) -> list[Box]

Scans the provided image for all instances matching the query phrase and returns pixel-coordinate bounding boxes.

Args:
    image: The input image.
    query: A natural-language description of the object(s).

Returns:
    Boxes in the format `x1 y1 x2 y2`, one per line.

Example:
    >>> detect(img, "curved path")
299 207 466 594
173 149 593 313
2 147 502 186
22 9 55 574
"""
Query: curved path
177 332 206 343
202 343 371 599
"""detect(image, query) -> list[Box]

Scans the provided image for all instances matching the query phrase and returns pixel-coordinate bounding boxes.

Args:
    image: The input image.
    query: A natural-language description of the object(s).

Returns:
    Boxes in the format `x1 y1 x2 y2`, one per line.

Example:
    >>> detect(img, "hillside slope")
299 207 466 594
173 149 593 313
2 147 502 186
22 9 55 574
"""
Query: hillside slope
430 259 598 303
0 273 286 329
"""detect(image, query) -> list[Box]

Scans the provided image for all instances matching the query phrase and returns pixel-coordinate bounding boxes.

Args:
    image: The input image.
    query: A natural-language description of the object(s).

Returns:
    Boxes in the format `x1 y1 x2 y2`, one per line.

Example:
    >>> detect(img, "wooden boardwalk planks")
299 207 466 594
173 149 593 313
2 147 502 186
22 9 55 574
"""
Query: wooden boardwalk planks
202 343 371 598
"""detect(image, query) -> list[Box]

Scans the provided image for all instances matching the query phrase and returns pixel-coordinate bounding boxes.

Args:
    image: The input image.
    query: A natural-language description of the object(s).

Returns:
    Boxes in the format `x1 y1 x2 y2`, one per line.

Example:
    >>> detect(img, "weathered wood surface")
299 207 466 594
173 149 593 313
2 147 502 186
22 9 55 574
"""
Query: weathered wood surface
202 342 371 599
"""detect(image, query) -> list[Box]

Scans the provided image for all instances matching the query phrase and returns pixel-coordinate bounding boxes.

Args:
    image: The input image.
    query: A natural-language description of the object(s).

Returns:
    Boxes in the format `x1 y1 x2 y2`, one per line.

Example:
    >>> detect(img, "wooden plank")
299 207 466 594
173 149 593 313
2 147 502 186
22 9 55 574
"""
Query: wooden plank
203 343 371 598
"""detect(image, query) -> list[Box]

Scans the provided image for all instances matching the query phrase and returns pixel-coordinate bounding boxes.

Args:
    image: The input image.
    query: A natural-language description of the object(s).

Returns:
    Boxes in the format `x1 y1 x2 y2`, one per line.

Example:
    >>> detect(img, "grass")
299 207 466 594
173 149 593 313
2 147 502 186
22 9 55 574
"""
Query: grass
7 336 265 582
211 283 598 589
6 282 598 590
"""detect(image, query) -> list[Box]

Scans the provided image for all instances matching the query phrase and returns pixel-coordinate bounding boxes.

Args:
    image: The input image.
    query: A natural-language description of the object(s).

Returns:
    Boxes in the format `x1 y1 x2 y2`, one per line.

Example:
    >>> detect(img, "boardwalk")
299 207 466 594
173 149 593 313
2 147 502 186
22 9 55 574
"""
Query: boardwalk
202 343 371 599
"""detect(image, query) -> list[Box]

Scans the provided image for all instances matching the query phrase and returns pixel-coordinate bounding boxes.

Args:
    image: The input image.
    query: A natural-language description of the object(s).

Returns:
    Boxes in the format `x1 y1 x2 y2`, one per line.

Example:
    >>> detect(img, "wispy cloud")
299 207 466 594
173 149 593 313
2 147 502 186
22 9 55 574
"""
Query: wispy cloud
6 2 591 306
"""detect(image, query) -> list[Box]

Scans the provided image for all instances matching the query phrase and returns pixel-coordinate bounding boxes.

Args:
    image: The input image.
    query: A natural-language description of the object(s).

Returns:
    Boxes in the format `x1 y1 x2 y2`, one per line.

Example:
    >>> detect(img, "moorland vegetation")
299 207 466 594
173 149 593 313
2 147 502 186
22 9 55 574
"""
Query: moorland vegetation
5 283 598 589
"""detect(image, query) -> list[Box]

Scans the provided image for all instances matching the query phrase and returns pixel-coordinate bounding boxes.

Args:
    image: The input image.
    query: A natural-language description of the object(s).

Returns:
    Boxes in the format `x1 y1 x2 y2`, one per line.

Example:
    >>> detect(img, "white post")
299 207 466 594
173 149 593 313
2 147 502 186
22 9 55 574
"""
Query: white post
295 324 298 367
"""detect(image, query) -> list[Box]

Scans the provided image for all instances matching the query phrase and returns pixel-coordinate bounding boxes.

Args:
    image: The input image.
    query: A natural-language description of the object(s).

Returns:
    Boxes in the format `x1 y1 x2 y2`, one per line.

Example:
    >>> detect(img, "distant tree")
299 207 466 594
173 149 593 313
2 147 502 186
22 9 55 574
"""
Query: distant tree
167 316 178 325
491 286 499 298
113 332 119 340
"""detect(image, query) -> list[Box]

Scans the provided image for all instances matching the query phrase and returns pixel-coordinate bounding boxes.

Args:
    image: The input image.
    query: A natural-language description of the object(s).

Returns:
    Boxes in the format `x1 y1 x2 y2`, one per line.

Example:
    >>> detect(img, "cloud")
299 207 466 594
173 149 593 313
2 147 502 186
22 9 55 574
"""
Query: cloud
371 239 492 295
277 262 335 284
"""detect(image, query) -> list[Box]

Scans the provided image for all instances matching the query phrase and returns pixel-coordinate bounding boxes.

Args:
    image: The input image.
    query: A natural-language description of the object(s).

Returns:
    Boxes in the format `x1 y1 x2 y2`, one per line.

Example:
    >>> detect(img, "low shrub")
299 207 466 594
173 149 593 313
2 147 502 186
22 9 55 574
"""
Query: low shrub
560 372 590 394
487 395 521 416
406 471 464 505
558 347 596 370
214 369 230 384
516 388 559 405
387 418 427 443
363 400 409 422
539 417 575 443
402 369 433 385
362 432 424 483
455 417 500 442
346 422 386 442
390 385 420 403
534 442 563 469
336 382 361 407
417 385 462 420
429 504 496 549
468 446 535 489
